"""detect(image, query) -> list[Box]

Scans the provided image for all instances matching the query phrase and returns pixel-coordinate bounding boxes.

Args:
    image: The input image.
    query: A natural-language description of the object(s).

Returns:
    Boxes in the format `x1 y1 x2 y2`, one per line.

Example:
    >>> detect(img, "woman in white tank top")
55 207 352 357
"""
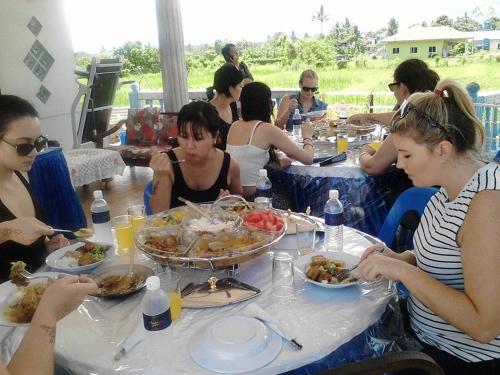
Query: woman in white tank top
357 79 500 375
226 82 315 198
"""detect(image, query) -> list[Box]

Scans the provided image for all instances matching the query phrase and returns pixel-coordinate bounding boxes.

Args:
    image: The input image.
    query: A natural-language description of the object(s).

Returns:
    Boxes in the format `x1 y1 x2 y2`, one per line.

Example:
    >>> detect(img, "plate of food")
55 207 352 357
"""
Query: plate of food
294 252 359 288
46 241 113 273
90 264 153 298
301 110 327 119
0 271 62 327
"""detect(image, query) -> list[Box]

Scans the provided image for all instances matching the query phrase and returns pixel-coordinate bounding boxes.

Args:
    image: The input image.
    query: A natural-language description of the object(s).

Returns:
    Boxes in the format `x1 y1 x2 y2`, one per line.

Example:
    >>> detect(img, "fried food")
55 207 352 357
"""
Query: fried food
5 283 46 323
97 274 145 295
191 232 266 258
145 235 178 254
9 261 29 287
59 242 107 267
305 257 356 284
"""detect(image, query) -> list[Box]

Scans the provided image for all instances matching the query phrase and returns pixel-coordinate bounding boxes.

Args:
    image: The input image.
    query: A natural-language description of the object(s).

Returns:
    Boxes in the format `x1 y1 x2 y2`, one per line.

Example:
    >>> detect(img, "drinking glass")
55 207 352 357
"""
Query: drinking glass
296 219 316 257
336 132 348 153
272 252 295 298
112 215 134 255
128 205 146 232
158 270 182 320
369 124 383 151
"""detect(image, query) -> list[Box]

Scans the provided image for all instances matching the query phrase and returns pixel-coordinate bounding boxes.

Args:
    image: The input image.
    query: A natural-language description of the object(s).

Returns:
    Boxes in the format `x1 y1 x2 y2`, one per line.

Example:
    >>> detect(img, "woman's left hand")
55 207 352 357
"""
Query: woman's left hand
277 157 292 169
357 254 408 282
45 234 70 253
218 189 230 198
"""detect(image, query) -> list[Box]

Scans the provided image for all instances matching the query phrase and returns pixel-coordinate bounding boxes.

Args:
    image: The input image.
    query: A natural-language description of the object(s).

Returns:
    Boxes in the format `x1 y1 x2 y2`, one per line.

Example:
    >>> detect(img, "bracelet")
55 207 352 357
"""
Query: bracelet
303 143 314 149
302 137 312 142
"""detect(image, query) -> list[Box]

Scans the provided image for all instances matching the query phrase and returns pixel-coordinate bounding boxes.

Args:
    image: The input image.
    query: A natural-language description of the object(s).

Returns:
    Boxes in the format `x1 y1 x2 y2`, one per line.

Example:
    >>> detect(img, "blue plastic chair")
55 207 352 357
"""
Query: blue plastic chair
494 150 500 162
378 187 439 248
144 181 153 215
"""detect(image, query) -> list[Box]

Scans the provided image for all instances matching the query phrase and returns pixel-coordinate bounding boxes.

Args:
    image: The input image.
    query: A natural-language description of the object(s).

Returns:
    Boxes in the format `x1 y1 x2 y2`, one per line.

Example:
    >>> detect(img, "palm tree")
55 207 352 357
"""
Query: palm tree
312 5 329 37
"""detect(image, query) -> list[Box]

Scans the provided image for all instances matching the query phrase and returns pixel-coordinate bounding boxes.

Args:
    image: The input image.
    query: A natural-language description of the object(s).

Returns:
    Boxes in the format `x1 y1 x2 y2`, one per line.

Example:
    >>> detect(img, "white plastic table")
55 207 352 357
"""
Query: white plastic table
0 227 394 375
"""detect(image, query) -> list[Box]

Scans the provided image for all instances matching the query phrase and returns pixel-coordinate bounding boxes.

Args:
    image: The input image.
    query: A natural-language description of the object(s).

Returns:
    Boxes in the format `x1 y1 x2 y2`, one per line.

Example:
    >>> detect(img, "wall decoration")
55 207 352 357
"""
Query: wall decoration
36 85 51 103
24 40 54 81
27 16 42 36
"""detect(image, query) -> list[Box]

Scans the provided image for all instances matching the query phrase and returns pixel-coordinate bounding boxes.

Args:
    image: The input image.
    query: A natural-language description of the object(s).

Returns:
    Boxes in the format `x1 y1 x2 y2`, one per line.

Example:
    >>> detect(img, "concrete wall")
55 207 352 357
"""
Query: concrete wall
0 0 76 149
385 40 446 60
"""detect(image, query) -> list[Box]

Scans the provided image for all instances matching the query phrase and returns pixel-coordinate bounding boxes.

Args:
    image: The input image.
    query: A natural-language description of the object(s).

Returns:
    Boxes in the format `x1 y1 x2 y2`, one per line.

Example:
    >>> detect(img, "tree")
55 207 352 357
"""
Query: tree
431 15 454 27
387 18 398 36
312 5 330 37
329 18 365 62
454 12 481 31
421 21 428 27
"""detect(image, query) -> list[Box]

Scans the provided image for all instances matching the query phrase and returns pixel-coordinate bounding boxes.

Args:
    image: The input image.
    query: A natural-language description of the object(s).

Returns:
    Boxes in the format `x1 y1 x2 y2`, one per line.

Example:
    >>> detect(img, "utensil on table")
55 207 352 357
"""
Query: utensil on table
49 229 78 240
178 197 216 223
243 302 303 350
337 246 385 280
114 320 145 361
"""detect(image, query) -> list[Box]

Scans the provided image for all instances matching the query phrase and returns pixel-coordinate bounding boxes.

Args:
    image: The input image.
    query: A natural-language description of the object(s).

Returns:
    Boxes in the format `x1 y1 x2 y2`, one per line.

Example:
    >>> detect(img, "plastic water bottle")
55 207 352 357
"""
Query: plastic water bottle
324 189 344 252
338 104 348 125
142 276 172 364
292 109 302 141
90 190 113 242
254 169 272 209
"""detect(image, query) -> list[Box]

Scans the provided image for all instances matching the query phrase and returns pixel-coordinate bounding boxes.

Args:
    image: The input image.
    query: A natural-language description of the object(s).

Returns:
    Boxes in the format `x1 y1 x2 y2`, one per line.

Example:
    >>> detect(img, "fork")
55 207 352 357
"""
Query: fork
159 150 185 164
10 269 52 287
337 247 385 281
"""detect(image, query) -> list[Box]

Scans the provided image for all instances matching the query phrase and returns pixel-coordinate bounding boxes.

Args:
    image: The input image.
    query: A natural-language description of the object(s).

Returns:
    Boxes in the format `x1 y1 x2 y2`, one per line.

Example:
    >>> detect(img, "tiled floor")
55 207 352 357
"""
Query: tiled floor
76 166 153 224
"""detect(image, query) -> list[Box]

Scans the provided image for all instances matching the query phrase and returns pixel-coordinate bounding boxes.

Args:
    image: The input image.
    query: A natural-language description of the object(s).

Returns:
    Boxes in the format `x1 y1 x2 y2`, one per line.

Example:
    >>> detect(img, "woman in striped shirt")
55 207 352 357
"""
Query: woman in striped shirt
358 79 500 375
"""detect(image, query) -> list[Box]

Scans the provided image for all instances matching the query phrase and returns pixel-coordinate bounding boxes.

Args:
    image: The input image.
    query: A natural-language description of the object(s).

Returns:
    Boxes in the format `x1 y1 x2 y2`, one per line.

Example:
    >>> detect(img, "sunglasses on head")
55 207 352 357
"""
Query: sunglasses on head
397 100 448 134
388 82 400 92
301 86 318 93
2 135 48 156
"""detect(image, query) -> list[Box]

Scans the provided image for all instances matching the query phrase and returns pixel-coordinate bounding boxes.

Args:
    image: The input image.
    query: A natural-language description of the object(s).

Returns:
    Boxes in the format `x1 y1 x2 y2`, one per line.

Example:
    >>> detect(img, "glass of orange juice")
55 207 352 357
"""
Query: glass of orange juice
128 205 146 232
112 215 134 255
336 132 348 153
158 271 182 320
369 124 383 151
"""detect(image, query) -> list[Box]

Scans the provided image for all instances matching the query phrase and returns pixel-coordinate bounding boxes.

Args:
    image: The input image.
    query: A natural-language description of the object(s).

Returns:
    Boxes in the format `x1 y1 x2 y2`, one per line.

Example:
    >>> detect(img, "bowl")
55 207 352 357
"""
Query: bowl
45 241 114 273
90 263 154 298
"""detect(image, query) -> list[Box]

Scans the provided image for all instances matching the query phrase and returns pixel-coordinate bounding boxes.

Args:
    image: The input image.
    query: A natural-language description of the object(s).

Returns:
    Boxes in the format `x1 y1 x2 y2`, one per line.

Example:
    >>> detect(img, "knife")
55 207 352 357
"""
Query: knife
243 303 303 350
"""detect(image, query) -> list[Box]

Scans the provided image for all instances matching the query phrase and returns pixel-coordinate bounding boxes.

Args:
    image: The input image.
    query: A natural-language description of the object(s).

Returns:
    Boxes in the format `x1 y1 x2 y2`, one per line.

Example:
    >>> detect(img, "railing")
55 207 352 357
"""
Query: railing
475 103 499 161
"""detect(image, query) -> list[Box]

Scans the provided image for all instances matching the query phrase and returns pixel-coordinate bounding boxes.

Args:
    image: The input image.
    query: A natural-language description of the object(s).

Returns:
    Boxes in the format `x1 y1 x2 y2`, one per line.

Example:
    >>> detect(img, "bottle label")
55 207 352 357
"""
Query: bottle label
325 212 343 226
292 118 302 126
91 211 110 224
143 309 172 331
255 188 272 198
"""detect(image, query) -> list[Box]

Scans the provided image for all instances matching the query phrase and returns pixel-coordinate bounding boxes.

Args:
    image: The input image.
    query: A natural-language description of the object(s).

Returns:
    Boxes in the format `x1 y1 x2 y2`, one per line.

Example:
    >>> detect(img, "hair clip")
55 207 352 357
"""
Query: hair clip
434 89 444 97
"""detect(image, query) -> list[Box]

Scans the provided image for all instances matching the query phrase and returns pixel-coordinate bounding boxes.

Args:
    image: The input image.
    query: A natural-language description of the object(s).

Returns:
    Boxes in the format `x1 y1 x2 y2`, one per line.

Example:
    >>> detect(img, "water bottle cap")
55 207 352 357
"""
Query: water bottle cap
93 190 103 199
294 109 300 115
146 276 160 290
329 190 339 199
259 169 267 177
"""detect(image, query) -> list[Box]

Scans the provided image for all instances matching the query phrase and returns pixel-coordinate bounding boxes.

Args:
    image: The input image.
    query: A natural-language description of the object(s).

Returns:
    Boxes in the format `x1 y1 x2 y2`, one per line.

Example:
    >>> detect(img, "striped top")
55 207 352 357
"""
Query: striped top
409 162 500 362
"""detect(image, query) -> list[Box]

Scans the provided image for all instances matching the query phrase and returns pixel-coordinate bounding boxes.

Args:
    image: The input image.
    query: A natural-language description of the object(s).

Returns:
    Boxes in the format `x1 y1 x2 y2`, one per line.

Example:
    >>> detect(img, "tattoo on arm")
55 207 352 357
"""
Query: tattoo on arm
40 324 56 344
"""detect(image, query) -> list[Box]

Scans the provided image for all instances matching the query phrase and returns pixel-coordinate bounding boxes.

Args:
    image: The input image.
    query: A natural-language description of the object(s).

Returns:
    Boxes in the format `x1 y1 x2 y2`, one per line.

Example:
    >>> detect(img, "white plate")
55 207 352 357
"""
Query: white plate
0 272 60 327
46 242 114 273
189 315 282 373
302 109 327 118
294 251 360 289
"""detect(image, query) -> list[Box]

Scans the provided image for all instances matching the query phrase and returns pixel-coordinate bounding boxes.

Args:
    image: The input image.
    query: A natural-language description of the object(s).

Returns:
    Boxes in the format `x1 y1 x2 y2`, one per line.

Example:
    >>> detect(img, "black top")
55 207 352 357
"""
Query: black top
167 150 231 208
0 172 47 282
217 116 233 151
238 61 253 80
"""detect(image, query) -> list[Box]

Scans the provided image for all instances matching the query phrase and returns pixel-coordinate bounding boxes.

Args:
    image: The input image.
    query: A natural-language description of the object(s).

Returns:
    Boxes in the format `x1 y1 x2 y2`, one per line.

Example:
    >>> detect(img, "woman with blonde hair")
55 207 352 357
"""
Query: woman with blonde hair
275 69 327 130
358 79 499 374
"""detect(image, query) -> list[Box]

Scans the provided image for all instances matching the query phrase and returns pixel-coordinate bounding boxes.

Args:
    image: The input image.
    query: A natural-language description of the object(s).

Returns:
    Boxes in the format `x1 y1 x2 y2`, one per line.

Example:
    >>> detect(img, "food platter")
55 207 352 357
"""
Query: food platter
136 202 287 271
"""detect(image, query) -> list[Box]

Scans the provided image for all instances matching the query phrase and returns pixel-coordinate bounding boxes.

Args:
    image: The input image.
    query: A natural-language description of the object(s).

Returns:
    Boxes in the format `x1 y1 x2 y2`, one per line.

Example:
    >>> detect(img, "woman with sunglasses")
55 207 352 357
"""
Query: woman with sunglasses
358 80 500 375
227 82 314 198
275 69 327 130
0 95 69 282
354 59 439 175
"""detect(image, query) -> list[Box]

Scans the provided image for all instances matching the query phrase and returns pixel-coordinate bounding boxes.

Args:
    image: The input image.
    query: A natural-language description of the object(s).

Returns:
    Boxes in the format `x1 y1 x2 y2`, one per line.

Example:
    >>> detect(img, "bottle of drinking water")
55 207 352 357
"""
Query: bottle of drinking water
324 189 344 252
90 190 113 242
292 109 302 141
254 169 272 209
338 104 348 125
142 276 172 363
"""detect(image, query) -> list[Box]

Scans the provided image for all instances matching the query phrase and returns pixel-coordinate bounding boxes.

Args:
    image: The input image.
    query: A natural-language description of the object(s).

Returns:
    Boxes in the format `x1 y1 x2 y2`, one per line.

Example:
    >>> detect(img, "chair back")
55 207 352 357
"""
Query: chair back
378 187 438 248
144 181 153 215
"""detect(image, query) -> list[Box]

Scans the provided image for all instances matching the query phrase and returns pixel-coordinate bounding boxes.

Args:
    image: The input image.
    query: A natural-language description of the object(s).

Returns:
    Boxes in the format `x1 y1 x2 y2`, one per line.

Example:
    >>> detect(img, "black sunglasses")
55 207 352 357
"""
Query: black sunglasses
2 135 49 156
302 86 318 93
388 82 400 92
398 100 448 134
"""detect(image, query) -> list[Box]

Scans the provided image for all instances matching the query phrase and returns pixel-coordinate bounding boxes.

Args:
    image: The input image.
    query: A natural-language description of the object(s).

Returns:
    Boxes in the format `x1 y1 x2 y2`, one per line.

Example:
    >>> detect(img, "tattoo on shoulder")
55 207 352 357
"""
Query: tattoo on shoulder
40 324 56 344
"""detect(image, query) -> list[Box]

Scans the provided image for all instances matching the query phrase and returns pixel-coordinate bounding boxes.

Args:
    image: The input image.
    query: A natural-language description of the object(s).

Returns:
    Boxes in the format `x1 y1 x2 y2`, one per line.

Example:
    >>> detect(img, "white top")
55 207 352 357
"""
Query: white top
226 121 270 187
409 162 500 362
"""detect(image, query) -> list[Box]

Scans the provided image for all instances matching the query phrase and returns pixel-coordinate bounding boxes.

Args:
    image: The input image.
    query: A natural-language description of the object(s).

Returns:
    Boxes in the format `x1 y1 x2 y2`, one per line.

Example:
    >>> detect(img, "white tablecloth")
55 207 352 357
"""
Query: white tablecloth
64 148 126 187
0 228 394 374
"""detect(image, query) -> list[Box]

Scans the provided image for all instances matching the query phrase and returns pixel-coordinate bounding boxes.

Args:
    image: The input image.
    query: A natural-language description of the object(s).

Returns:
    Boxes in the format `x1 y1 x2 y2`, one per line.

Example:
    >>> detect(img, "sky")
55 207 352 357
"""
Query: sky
64 0 500 53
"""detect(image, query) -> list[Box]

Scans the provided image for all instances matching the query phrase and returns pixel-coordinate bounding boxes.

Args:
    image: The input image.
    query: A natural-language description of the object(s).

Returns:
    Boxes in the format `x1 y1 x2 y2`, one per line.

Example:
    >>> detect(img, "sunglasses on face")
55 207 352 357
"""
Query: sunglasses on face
398 100 448 134
388 82 400 92
2 135 48 156
301 86 318 93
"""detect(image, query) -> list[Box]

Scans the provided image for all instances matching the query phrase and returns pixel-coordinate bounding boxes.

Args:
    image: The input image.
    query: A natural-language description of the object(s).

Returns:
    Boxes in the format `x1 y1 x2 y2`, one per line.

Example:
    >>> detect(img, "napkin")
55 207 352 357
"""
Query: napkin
243 303 302 350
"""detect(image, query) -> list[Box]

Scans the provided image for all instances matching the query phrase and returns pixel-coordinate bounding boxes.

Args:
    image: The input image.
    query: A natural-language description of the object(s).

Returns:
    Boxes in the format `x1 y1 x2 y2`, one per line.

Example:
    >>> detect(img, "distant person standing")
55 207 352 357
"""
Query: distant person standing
221 43 253 86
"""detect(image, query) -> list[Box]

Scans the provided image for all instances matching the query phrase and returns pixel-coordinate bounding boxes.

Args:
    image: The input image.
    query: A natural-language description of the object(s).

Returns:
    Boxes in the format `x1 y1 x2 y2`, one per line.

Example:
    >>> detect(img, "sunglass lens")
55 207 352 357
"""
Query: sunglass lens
17 144 35 156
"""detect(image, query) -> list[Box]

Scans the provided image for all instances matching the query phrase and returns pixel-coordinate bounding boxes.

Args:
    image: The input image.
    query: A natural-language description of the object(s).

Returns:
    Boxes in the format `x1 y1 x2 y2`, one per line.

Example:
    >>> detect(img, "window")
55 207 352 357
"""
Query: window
392 47 399 54
429 46 436 53
410 47 418 53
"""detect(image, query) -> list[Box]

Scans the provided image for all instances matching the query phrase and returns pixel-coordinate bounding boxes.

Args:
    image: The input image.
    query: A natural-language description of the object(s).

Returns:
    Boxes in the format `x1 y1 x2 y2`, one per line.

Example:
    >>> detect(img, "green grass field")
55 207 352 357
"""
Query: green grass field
114 58 500 109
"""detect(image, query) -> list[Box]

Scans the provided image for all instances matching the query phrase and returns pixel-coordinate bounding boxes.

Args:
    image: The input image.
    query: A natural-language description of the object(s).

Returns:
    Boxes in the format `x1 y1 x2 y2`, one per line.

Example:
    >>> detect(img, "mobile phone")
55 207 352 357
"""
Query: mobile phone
319 152 347 167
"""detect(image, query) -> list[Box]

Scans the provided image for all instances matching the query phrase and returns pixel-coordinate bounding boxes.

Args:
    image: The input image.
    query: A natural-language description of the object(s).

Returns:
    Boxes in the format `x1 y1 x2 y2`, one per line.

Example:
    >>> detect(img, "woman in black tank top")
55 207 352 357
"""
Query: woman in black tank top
149 101 243 213
0 95 69 282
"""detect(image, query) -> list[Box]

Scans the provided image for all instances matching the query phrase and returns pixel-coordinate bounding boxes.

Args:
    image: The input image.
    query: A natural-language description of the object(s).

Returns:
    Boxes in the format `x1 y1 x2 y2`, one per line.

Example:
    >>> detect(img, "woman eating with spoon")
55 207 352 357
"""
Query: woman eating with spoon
149 101 243 213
